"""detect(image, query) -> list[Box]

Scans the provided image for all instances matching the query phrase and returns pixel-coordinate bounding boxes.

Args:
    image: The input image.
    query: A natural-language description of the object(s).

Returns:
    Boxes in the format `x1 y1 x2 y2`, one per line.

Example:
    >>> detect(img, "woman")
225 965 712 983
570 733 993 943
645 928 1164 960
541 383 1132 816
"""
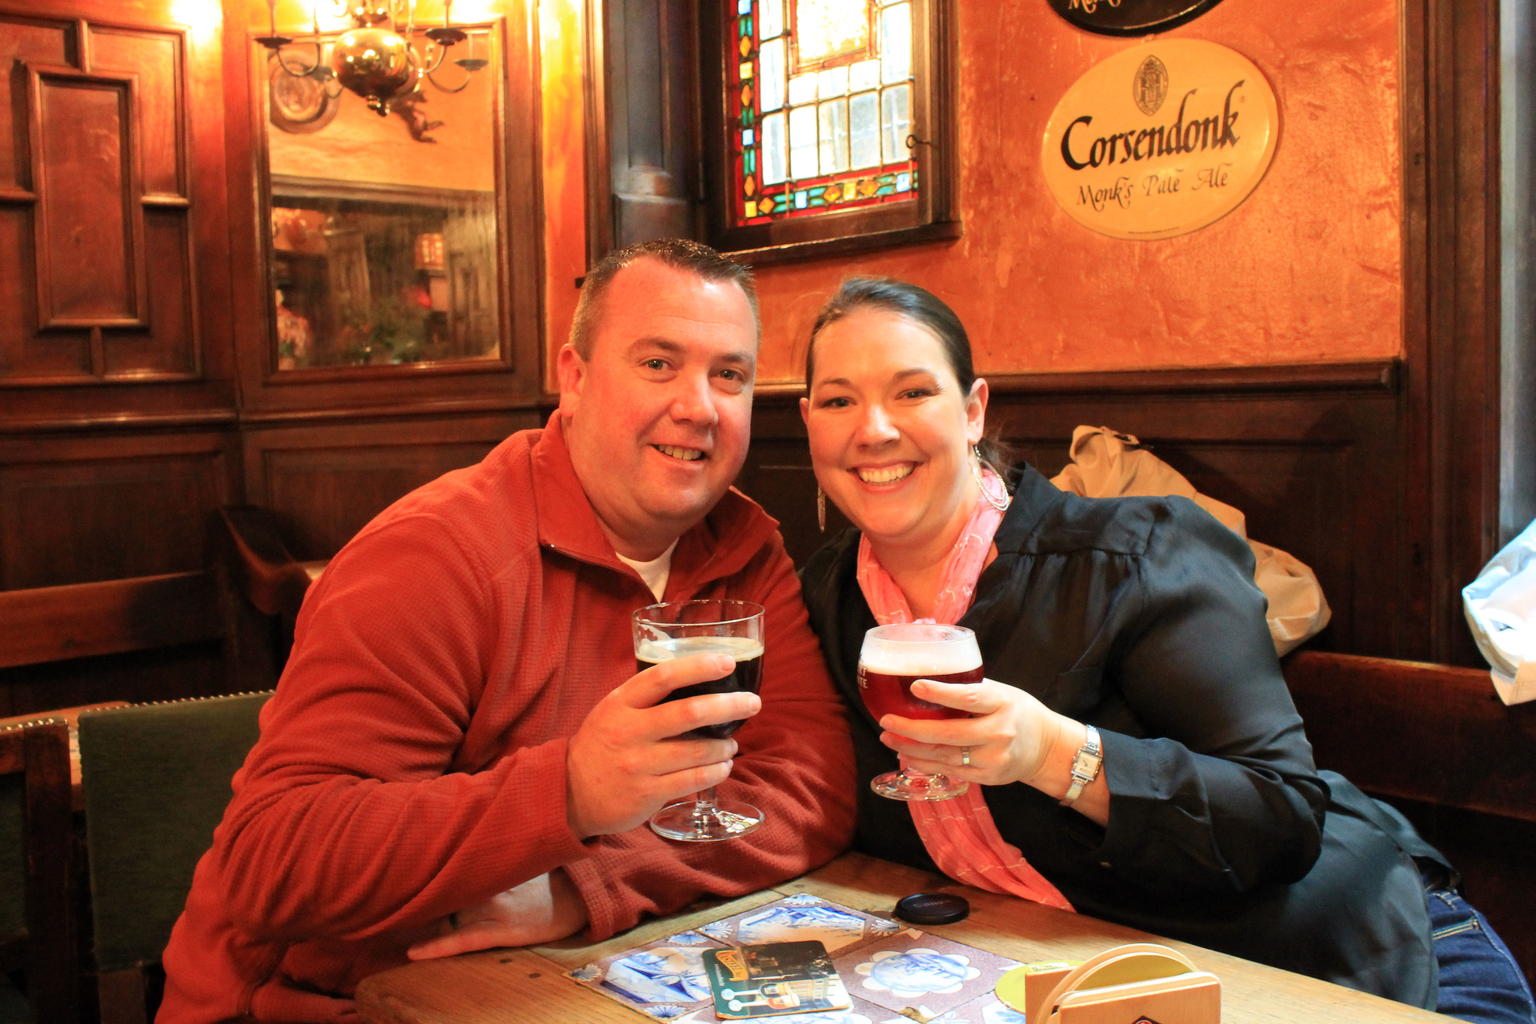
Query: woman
797 276 1534 1024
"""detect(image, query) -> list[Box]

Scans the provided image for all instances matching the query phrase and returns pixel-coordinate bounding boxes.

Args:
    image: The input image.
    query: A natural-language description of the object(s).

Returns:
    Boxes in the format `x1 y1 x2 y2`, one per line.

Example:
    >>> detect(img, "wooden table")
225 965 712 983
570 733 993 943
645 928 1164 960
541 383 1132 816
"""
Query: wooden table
356 852 1446 1024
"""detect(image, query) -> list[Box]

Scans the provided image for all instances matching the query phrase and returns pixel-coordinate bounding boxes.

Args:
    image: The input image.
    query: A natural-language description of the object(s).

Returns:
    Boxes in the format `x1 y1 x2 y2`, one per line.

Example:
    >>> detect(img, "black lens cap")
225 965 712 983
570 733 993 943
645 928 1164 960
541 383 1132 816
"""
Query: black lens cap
894 891 970 925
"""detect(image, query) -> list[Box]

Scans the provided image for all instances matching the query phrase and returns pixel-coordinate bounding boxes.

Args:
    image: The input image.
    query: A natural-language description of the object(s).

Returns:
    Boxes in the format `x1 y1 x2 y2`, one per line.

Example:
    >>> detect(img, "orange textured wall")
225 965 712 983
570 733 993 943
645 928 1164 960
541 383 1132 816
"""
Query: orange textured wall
246 0 1402 388
747 0 1404 383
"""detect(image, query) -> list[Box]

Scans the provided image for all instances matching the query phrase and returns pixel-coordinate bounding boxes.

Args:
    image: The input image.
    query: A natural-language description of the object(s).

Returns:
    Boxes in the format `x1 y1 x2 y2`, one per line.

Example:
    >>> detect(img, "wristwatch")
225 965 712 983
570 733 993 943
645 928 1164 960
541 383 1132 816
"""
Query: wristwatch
1059 724 1102 806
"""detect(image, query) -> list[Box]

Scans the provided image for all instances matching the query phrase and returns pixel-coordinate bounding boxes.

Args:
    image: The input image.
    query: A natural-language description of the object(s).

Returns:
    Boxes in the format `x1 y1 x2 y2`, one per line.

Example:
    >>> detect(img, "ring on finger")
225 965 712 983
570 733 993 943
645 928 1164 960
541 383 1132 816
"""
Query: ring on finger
960 746 972 767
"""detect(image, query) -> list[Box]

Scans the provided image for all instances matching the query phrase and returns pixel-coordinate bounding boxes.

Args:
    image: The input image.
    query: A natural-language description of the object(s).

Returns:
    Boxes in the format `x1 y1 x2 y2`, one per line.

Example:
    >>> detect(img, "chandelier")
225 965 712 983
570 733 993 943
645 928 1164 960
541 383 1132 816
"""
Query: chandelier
257 2 487 117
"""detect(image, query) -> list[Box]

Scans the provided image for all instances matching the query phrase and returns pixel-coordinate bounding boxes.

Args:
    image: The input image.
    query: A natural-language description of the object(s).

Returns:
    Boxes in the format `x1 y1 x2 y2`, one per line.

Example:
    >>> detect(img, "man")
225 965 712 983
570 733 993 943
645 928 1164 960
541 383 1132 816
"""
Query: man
157 240 856 1023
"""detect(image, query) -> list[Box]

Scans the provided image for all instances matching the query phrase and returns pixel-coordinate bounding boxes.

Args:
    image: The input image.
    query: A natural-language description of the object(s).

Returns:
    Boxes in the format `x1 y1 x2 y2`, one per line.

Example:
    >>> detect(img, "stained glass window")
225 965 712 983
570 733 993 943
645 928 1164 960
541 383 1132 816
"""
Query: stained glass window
726 0 922 228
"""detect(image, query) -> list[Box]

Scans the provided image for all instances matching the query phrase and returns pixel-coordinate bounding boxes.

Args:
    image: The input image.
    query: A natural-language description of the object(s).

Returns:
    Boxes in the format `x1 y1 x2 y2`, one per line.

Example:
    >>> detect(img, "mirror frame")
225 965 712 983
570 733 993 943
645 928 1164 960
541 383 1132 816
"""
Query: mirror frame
234 4 543 413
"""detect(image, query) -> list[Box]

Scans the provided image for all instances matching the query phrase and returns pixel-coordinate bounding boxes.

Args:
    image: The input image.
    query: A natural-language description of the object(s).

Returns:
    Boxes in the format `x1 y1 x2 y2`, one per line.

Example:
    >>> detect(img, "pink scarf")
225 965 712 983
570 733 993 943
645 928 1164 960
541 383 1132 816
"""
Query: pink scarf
856 467 1074 912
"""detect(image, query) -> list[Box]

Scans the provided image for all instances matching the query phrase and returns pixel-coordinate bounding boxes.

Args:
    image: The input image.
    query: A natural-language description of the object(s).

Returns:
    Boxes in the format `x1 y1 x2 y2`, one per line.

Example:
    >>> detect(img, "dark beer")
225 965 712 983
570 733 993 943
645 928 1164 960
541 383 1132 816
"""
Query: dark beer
637 634 765 739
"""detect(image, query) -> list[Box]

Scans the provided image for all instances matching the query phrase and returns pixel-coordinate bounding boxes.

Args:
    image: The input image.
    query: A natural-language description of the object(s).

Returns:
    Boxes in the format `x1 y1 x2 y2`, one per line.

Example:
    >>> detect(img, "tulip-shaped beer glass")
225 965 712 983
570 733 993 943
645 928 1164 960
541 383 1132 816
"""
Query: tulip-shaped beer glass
858 622 983 801
633 599 766 841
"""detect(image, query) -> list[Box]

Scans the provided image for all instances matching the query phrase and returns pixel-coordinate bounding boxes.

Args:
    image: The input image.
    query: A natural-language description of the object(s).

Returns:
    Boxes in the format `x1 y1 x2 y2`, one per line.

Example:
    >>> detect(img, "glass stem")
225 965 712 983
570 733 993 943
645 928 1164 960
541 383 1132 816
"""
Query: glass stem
691 786 722 823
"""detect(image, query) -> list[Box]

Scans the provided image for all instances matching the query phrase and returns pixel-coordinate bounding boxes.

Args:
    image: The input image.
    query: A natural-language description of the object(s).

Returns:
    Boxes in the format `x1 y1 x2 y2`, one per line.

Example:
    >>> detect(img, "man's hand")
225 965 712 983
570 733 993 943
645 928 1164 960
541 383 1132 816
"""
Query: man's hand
565 652 761 838
406 871 587 960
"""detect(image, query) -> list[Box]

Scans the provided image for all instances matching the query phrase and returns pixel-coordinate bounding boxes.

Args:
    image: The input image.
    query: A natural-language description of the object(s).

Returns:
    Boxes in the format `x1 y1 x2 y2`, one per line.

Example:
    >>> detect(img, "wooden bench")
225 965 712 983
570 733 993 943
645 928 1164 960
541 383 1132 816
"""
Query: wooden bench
1282 650 1536 986
218 505 325 679
0 573 222 673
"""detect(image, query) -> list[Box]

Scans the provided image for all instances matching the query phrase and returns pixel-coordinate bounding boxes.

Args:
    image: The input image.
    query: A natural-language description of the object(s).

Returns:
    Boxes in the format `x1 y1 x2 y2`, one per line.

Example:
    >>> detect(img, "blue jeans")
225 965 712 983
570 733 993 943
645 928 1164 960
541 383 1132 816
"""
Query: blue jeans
1427 885 1536 1024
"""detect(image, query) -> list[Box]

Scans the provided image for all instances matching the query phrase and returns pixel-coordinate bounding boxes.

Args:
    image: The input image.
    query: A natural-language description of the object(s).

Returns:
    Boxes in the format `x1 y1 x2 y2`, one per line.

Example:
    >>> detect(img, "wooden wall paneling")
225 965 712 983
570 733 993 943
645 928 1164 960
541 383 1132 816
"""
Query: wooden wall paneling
0 430 237 590
732 402 834 568
0 15 71 192
0 427 239 714
744 362 1410 657
0 1 237 425
241 411 544 561
1500 0 1536 541
29 63 149 337
0 1 239 714
93 21 201 380
1402 0 1504 665
1285 651 1536 822
0 14 88 380
986 392 1406 657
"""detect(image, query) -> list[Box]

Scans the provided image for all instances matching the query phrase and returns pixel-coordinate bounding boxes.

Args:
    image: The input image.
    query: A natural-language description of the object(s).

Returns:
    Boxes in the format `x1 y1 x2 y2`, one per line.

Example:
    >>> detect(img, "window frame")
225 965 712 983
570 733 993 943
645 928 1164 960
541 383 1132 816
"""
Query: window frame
699 0 959 265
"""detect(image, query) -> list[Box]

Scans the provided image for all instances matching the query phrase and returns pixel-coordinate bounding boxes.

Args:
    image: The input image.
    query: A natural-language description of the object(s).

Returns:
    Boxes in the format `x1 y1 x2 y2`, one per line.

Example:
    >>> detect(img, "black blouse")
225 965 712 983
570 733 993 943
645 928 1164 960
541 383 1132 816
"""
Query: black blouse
800 464 1445 1007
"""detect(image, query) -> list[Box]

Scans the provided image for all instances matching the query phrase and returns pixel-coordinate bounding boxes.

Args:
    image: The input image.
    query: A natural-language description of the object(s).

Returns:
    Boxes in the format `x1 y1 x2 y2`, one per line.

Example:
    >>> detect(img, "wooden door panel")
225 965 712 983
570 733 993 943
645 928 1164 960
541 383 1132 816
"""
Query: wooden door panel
0 18 71 191
1 11 201 386
0 207 93 378
91 25 185 198
32 66 146 327
103 208 196 377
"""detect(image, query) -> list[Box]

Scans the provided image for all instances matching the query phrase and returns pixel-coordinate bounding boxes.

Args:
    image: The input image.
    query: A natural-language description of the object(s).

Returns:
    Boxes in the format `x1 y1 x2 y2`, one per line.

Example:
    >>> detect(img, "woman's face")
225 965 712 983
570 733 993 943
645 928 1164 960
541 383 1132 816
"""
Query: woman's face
800 305 986 558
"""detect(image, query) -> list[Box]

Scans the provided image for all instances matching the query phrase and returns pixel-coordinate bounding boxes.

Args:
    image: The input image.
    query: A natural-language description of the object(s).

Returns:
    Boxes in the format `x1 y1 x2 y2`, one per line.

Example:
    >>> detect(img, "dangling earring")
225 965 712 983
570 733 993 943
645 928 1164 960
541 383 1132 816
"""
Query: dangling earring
816 485 827 532
972 445 1011 512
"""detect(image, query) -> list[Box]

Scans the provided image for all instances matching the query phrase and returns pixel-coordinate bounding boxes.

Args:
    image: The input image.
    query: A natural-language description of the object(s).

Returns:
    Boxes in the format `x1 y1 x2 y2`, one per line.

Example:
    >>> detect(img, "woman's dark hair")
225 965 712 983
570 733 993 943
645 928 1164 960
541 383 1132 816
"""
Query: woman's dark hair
804 276 1015 479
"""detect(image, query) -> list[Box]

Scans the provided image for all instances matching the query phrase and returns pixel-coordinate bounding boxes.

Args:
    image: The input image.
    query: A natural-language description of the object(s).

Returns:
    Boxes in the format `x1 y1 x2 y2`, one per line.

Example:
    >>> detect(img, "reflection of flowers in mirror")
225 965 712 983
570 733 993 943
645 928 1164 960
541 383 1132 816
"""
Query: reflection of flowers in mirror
274 289 314 370
337 291 446 366
271 207 324 252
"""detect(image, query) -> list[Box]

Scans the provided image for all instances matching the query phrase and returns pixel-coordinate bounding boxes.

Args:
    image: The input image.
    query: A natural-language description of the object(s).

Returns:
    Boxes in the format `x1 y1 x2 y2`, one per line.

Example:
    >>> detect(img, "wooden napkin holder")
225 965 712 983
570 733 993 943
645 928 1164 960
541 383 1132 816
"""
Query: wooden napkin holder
1001 943 1220 1024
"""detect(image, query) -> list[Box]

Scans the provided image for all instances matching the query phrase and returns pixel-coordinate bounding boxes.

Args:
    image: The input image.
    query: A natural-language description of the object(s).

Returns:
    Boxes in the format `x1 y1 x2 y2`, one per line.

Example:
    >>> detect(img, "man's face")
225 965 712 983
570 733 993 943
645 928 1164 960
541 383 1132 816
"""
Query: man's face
558 258 758 560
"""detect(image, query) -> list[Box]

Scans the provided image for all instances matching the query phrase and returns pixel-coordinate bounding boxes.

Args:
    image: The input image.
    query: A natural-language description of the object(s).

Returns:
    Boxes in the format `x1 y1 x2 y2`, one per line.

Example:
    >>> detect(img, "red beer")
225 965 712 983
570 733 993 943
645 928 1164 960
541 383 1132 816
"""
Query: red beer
857 622 982 801
858 664 984 722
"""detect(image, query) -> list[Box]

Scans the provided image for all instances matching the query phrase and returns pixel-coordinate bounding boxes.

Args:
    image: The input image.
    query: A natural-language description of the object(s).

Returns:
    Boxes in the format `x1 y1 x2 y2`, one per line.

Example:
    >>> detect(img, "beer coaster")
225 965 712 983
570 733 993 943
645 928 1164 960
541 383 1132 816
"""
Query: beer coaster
894 891 970 925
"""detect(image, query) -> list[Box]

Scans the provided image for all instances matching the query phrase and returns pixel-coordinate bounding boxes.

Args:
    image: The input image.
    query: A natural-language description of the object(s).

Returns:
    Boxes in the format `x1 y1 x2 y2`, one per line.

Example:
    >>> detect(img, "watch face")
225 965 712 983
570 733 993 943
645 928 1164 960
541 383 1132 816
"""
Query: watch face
269 62 340 134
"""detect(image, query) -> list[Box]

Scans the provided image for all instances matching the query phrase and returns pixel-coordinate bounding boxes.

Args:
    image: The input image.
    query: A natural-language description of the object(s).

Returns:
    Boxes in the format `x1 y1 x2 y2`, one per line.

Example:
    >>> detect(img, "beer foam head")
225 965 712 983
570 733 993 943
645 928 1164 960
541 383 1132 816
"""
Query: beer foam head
637 634 763 663
859 623 981 675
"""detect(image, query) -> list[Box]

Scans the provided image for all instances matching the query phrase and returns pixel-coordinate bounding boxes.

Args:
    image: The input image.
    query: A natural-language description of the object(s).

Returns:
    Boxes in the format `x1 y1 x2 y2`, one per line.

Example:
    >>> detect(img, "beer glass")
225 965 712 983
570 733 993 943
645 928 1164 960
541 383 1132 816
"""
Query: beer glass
633 599 766 841
858 622 982 801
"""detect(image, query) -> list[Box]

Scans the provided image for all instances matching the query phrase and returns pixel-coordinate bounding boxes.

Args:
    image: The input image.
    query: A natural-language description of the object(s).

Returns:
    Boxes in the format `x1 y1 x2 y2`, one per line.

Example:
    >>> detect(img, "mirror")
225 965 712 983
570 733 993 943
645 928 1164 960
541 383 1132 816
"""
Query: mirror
261 24 503 371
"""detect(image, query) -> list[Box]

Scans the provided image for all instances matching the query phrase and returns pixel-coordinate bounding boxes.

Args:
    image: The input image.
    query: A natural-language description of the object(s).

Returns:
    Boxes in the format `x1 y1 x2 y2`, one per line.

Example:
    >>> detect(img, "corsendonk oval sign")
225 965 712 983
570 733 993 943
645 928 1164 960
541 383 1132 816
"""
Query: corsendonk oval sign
1040 39 1279 240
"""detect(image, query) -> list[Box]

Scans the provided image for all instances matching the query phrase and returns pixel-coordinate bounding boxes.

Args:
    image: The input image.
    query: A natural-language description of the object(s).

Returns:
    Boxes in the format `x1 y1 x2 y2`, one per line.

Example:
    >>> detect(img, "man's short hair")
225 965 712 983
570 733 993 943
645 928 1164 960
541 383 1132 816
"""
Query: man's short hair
568 239 760 358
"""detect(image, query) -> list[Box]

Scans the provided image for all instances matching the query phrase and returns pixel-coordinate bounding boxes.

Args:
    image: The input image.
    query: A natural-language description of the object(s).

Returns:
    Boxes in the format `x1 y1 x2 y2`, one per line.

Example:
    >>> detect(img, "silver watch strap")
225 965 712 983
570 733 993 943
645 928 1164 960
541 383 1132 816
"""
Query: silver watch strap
1059 723 1102 806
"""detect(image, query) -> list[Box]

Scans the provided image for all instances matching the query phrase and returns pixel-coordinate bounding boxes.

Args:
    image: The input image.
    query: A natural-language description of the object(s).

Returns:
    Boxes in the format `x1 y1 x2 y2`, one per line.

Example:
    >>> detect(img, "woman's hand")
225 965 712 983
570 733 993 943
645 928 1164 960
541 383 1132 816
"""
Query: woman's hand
406 871 588 960
878 677 1065 788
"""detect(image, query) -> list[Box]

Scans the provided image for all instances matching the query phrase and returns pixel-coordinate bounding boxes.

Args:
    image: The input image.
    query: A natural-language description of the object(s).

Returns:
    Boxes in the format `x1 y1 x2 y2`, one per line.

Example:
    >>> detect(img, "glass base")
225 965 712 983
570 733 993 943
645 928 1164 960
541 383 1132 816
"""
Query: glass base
870 768 969 801
649 798 763 842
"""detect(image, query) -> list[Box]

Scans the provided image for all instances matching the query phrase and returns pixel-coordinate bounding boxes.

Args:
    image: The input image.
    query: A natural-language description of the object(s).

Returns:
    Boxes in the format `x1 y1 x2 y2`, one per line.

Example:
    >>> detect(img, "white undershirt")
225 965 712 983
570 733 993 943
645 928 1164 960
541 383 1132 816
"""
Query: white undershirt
616 540 677 601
